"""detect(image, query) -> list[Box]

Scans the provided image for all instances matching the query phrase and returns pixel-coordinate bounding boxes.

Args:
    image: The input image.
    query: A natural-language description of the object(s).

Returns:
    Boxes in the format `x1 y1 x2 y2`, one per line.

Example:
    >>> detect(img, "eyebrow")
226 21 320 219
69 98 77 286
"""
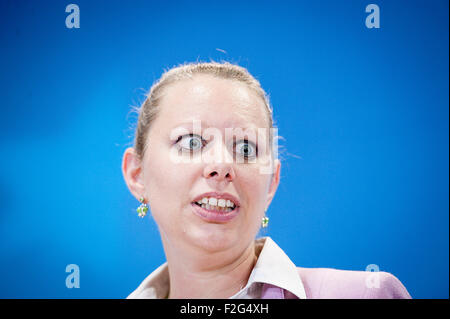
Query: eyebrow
172 119 259 131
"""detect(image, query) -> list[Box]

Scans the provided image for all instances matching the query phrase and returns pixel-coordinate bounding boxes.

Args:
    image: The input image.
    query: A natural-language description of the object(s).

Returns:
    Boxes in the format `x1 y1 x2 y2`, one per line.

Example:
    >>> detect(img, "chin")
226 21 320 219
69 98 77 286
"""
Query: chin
189 225 240 253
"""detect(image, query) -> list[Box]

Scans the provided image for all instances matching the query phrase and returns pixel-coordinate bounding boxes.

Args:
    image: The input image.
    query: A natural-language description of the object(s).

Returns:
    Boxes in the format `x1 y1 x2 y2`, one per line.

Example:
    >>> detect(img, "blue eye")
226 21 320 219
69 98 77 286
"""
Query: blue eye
235 140 257 158
177 134 205 151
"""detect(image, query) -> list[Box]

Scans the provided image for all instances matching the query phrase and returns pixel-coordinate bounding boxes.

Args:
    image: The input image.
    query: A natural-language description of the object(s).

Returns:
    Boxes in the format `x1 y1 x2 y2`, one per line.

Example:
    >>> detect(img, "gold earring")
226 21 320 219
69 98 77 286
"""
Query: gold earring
137 197 148 218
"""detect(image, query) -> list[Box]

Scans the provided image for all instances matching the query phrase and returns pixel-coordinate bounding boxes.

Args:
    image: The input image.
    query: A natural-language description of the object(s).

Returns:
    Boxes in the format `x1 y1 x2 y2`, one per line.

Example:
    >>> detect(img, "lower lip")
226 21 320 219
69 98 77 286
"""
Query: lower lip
191 203 240 223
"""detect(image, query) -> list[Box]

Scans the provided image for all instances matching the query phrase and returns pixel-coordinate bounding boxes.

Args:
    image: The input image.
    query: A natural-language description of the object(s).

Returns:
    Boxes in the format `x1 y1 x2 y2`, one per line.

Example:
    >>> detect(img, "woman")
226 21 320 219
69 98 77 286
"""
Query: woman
122 61 411 299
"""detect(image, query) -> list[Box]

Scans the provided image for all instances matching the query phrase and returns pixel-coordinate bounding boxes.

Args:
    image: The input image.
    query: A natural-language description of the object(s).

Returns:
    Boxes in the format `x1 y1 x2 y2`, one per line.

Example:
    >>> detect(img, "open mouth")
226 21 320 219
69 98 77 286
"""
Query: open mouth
191 194 240 222
192 197 238 213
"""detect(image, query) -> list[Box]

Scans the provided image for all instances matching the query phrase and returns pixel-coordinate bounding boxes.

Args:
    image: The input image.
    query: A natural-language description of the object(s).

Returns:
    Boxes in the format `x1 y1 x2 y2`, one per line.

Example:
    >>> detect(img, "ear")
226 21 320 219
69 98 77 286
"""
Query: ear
265 159 281 209
122 147 145 200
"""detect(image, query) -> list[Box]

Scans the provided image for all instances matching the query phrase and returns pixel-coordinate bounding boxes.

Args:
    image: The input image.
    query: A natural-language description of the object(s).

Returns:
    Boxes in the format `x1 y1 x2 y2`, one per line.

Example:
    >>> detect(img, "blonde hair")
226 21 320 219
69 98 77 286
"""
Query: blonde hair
134 61 276 159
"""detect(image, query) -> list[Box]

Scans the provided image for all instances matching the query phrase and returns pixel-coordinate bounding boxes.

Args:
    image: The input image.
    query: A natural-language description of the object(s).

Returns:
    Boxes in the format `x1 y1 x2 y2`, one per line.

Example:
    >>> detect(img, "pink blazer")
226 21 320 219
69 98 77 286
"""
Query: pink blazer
261 267 412 299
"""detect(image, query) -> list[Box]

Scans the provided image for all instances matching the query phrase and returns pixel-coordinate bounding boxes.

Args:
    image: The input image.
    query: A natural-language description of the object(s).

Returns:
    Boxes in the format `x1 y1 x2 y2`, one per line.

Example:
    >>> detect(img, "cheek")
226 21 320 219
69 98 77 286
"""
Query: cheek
143 150 199 221
144 139 186 188
238 167 270 211
143 150 186 209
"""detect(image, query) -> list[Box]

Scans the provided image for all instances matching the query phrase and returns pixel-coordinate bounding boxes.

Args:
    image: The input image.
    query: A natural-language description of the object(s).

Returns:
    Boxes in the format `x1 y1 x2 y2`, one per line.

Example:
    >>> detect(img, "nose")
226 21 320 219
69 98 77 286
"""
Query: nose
202 140 235 183
203 163 235 182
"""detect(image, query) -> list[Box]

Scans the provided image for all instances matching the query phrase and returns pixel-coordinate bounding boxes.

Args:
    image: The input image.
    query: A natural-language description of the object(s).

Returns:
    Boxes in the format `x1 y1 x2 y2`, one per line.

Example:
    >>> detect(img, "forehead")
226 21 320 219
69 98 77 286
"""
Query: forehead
156 75 269 128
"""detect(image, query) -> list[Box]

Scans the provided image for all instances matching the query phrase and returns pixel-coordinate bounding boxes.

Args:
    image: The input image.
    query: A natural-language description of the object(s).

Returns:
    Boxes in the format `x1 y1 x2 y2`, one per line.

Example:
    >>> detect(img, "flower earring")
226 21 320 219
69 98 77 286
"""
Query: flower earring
137 197 148 218
262 208 269 228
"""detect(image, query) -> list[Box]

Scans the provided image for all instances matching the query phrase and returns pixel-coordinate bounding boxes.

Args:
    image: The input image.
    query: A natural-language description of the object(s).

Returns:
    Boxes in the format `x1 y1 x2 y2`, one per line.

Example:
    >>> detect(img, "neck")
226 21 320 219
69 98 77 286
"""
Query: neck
163 237 257 299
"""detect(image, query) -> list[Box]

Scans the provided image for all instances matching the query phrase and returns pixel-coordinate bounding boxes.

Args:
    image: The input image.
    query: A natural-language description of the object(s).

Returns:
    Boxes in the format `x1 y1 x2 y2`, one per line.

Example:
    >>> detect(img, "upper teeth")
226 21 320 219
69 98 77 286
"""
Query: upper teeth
197 197 236 208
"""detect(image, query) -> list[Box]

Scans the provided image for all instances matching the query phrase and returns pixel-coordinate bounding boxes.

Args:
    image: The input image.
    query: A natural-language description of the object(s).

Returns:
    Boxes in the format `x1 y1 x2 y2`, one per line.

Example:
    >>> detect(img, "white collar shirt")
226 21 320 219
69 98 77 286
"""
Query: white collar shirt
127 236 307 299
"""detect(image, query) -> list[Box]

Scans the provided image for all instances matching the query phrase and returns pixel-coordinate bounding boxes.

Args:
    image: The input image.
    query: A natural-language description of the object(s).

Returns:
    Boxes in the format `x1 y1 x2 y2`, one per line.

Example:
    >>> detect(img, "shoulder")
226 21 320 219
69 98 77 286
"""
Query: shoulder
296 267 411 299
127 263 170 299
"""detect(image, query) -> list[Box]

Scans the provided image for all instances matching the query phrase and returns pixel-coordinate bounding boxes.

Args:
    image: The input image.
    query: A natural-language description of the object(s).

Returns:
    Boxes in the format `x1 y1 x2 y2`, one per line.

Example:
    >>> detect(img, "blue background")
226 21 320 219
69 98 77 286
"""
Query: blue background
0 0 448 298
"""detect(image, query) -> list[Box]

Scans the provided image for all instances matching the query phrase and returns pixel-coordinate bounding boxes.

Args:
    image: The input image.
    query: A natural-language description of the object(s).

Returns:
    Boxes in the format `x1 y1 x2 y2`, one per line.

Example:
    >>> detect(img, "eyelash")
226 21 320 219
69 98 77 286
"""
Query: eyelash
175 134 258 158
234 139 258 158
175 134 207 151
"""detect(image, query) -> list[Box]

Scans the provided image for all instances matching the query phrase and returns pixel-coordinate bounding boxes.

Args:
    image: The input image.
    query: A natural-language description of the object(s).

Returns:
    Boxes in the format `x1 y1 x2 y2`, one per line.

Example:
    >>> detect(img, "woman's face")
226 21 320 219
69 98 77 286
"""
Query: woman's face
139 75 280 254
